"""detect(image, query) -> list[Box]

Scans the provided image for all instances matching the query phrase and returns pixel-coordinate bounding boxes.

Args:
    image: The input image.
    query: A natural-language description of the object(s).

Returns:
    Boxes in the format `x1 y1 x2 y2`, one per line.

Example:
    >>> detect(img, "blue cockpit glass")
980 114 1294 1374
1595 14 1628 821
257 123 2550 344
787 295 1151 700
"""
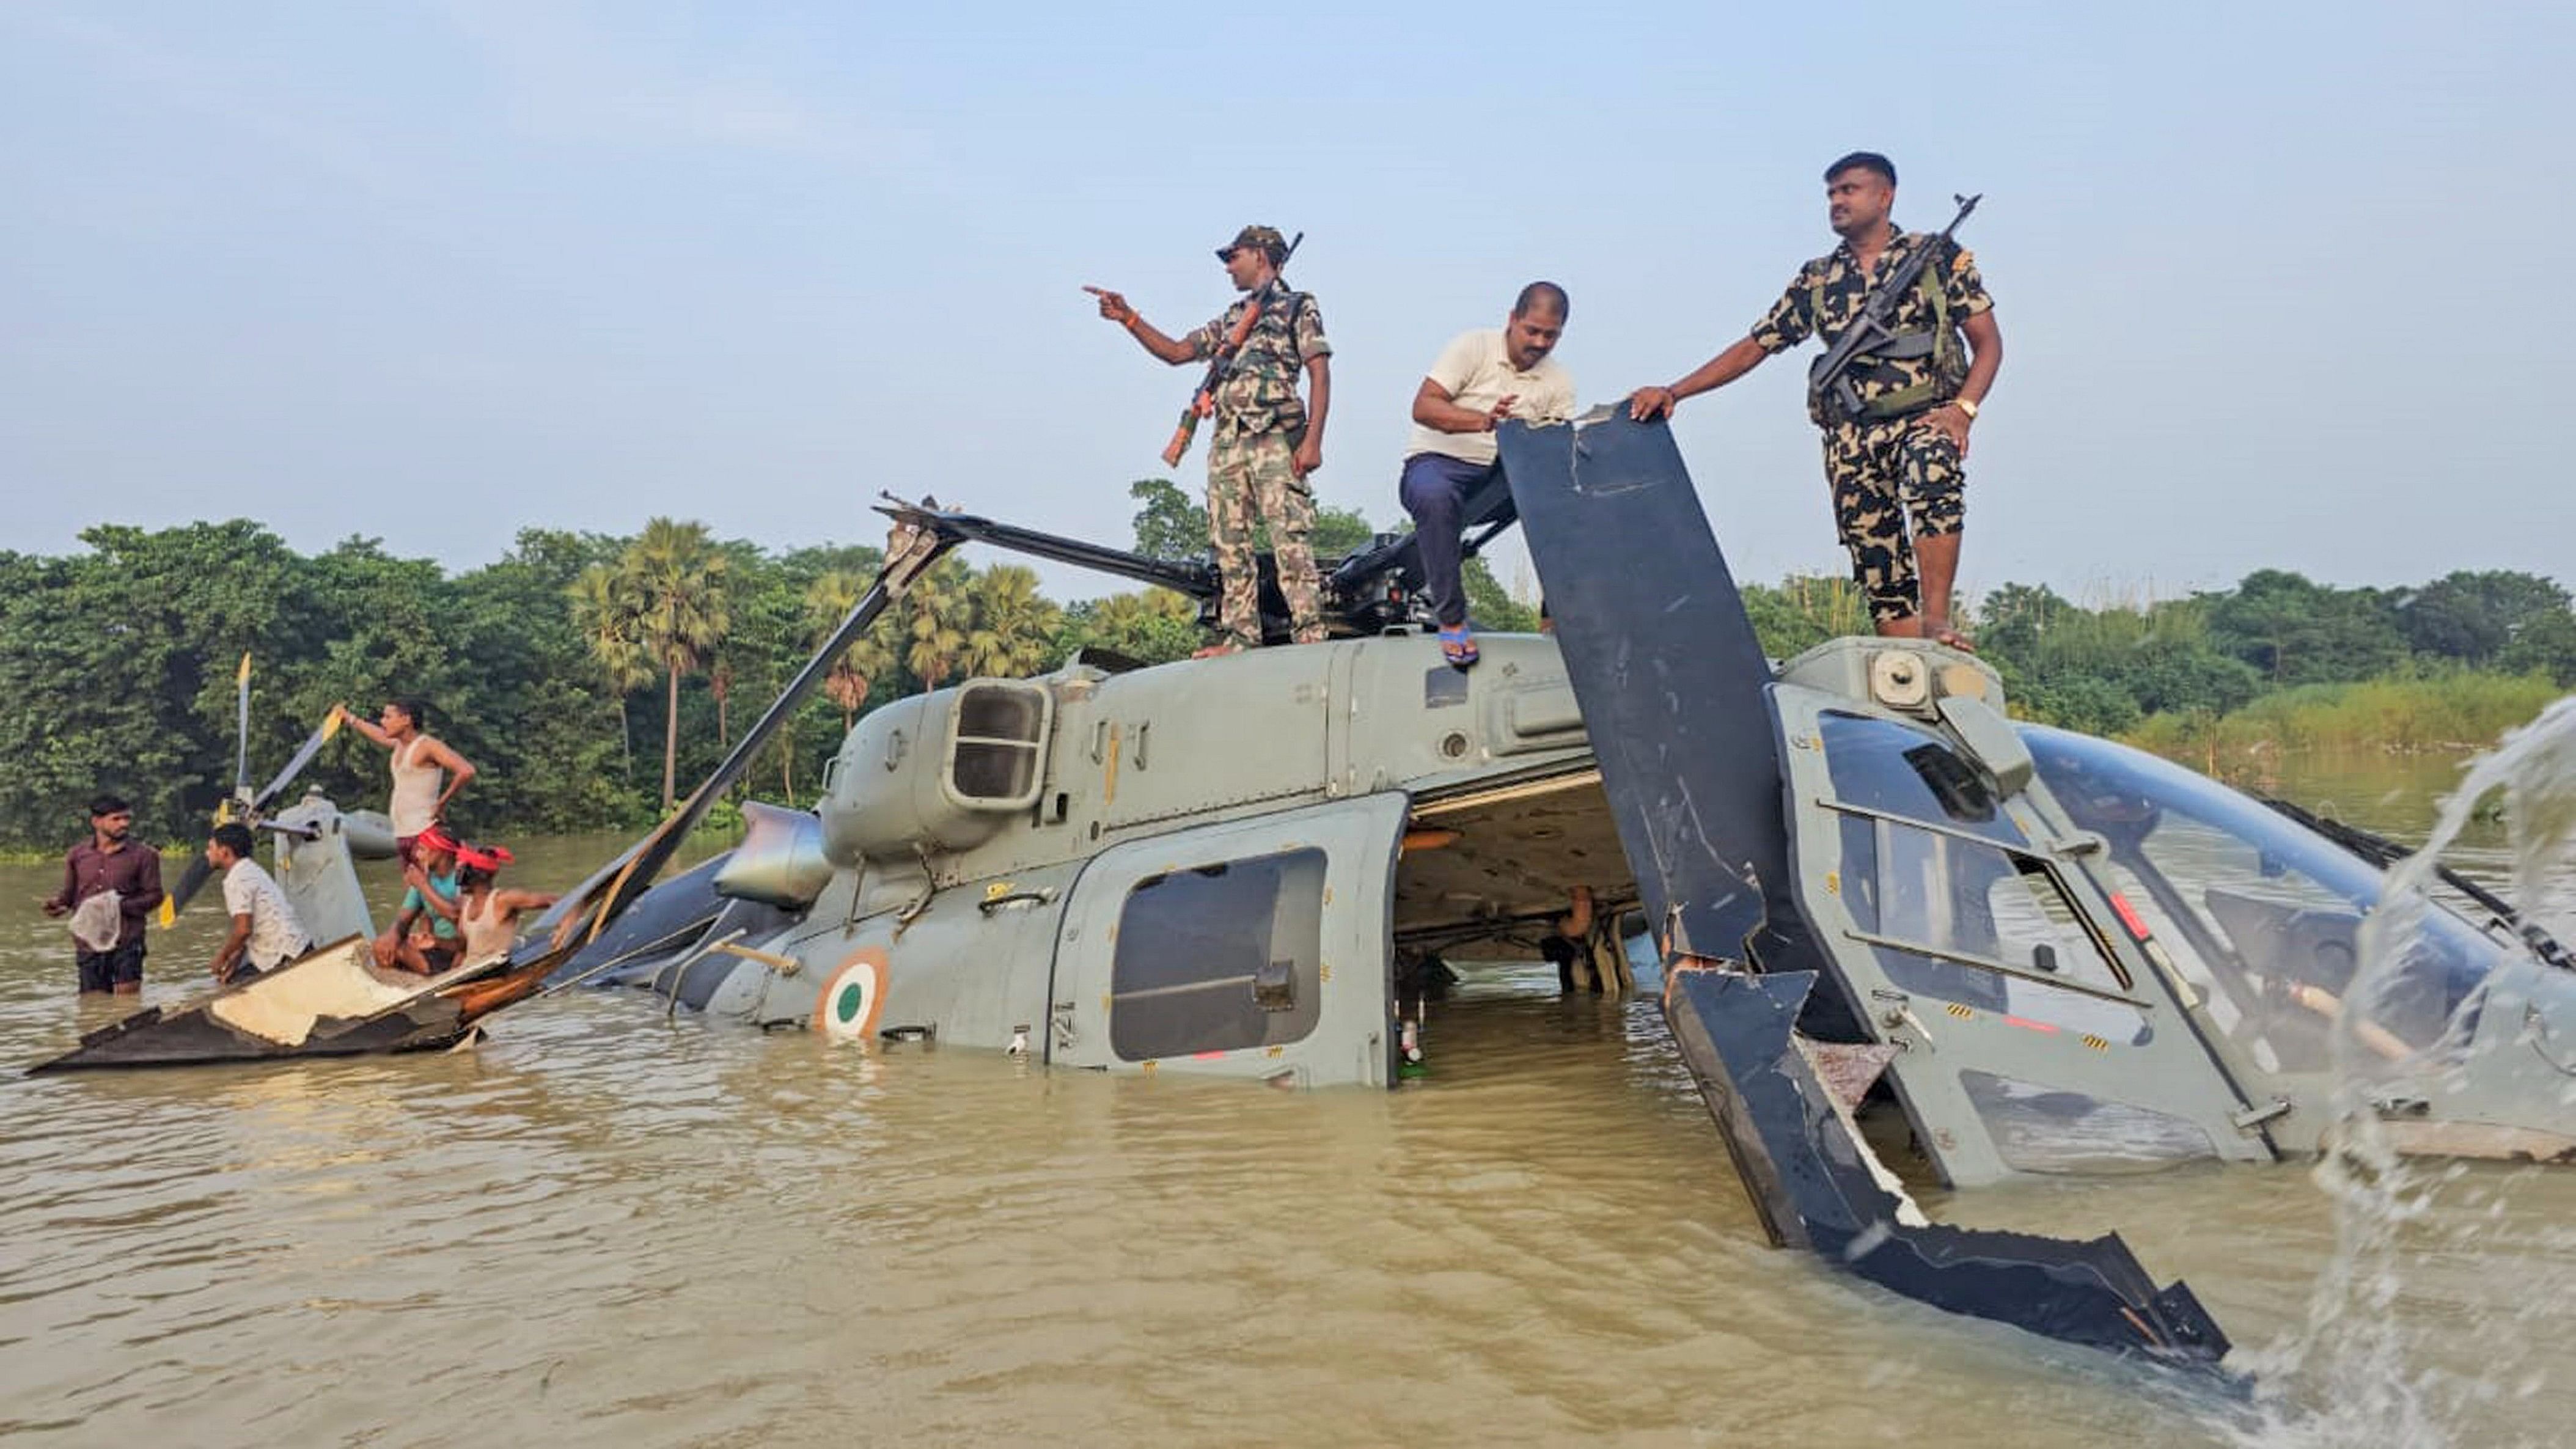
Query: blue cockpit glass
2019 724 2509 1065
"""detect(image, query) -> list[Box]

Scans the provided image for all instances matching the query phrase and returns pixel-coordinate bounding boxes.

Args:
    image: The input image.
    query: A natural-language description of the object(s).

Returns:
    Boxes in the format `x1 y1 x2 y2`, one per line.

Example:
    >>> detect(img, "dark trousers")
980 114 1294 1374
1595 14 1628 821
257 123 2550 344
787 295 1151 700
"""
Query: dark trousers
76 938 145 992
1398 452 1500 628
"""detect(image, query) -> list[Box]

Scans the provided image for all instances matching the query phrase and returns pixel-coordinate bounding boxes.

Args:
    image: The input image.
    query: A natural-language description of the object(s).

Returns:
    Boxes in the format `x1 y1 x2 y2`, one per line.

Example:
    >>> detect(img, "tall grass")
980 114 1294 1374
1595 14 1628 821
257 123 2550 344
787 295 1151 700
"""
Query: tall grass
2124 670 2563 771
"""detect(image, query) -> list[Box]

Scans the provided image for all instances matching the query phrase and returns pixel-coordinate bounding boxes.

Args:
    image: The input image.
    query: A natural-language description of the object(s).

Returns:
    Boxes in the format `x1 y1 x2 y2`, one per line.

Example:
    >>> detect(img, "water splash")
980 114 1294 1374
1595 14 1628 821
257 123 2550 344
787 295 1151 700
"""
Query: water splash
2229 696 2576 1448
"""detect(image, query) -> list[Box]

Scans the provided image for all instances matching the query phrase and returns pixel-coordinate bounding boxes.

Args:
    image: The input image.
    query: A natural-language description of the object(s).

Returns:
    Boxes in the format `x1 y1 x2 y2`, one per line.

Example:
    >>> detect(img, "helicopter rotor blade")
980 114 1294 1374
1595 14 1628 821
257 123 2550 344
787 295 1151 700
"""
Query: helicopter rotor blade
251 707 347 816
234 653 252 798
164 655 255 930
163 852 215 925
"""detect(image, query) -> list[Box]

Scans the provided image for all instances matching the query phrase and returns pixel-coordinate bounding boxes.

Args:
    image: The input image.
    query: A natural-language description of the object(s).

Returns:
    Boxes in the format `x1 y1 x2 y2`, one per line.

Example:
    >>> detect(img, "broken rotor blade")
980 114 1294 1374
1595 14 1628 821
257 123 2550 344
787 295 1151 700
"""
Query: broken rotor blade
251 707 347 815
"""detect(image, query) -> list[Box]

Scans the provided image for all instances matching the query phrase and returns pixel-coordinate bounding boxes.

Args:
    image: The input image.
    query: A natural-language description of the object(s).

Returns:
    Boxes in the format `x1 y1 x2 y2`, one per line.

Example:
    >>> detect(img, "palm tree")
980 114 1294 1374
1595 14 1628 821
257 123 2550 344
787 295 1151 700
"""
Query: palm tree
902 559 971 694
617 518 732 810
568 562 652 774
961 565 1063 678
805 568 895 731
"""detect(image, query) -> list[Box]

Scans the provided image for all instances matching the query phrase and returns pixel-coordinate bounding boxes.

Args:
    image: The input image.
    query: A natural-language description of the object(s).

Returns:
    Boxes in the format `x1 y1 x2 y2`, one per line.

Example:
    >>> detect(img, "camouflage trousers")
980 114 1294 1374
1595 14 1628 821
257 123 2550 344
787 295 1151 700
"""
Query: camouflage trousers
1208 427 1326 647
1821 414 1965 624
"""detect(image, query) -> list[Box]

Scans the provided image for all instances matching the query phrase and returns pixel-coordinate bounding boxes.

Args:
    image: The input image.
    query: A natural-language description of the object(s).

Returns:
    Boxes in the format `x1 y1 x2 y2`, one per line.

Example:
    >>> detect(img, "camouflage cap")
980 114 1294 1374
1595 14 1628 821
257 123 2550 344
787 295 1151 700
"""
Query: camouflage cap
1217 224 1288 262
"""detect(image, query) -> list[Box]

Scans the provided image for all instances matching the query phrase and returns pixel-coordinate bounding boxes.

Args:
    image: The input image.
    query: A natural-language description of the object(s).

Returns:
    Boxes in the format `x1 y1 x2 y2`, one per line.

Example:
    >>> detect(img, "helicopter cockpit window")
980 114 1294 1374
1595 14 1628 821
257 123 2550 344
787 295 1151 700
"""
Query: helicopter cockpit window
1110 848 1326 1062
1837 810 2147 1038
1818 713 2023 845
2022 725 2507 1072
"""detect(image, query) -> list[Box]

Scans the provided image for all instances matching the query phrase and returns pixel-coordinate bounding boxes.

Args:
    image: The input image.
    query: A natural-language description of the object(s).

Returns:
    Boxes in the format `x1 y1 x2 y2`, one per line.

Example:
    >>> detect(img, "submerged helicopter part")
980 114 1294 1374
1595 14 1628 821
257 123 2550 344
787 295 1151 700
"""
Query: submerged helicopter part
29 937 488 1072
1498 413 2233 1370
270 794 394 947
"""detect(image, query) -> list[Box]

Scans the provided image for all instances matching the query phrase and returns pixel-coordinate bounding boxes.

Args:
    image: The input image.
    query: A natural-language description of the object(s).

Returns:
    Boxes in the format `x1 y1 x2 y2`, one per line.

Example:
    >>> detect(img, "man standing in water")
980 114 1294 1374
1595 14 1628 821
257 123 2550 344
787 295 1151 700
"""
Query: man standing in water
39 794 165 995
1400 282 1576 668
1086 226 1332 653
337 698 475 866
1628 152 2001 648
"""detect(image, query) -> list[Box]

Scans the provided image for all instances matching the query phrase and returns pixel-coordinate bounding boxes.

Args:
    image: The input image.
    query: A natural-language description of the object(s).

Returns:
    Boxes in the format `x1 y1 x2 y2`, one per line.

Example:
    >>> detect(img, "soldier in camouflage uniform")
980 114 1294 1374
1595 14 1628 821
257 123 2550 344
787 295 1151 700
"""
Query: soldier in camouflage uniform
1629 152 2002 648
1085 225 1332 651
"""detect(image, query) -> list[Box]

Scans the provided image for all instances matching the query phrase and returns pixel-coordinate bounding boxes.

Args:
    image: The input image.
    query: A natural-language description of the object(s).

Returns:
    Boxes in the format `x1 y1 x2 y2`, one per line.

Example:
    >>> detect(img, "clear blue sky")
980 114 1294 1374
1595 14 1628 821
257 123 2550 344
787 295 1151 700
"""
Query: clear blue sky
5 1 2570 606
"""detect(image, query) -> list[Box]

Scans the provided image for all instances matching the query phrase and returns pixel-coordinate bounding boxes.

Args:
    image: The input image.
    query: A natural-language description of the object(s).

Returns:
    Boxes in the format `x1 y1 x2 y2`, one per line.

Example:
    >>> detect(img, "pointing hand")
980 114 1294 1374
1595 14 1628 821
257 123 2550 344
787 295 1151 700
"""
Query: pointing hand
1082 286 1137 325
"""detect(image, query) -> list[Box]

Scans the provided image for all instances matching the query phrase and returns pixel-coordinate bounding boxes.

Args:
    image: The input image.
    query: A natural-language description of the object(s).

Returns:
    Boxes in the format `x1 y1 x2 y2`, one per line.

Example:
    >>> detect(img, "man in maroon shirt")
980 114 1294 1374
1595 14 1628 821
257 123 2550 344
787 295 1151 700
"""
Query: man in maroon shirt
39 794 166 994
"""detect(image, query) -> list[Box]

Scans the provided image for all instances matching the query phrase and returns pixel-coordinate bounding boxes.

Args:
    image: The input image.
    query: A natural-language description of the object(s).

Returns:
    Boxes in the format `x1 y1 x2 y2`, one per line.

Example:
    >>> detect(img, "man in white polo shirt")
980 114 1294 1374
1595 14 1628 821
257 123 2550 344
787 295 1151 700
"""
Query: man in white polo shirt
1400 282 1575 667
205 823 312 985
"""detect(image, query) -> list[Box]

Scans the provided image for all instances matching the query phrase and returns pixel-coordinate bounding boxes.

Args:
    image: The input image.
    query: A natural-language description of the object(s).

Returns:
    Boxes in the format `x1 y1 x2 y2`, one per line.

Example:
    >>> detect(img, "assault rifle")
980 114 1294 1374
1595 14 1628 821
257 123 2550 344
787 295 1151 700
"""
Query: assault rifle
1807 194 1980 425
1162 231 1304 466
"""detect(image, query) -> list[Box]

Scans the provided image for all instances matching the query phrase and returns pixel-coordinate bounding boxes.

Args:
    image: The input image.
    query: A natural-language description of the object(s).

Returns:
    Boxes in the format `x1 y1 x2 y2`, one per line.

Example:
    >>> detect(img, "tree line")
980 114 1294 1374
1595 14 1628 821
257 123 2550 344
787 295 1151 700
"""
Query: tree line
1 489 2564 850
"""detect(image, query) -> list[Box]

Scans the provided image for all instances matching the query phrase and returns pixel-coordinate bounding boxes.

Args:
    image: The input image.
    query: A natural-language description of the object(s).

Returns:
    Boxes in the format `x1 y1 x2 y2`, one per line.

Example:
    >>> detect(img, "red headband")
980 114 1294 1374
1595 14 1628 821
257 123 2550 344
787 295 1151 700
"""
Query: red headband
455 842 514 871
414 823 458 854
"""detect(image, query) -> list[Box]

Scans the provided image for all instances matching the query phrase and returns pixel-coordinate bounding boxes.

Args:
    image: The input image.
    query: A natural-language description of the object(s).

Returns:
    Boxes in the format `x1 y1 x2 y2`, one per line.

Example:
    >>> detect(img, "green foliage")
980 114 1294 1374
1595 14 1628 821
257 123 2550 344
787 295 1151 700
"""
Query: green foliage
1742 574 1871 658
1129 478 1206 560
900 557 974 693
2006 669 2143 737
2397 570 2570 664
960 565 1063 679
2203 569 2408 683
1126 476 1383 566
1308 505 1380 560
1461 558 1538 633
1973 569 2568 769
1057 589 1203 667
2500 608 2576 686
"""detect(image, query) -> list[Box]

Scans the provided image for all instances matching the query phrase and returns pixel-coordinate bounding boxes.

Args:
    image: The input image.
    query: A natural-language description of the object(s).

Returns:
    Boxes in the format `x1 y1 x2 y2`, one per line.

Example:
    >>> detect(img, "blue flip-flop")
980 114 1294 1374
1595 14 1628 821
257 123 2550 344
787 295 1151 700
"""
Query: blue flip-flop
1437 623 1479 669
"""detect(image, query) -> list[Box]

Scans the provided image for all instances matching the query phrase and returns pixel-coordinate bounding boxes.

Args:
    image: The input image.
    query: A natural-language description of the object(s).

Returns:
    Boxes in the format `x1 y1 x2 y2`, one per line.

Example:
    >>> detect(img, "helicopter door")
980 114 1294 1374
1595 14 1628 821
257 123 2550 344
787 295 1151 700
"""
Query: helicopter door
1777 703 2273 1186
1048 793 1406 1087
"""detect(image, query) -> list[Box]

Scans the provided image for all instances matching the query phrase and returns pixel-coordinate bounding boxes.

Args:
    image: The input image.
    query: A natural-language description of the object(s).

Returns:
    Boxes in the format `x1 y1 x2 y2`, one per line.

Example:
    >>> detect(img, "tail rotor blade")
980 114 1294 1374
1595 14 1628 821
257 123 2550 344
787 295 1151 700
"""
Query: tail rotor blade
251 707 345 815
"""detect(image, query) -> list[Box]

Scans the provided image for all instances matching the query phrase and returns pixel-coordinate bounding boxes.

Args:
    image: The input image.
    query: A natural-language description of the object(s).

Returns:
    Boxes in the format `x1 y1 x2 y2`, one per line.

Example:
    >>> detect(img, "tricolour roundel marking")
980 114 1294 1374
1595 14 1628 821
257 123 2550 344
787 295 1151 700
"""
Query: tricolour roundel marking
814 950 891 1043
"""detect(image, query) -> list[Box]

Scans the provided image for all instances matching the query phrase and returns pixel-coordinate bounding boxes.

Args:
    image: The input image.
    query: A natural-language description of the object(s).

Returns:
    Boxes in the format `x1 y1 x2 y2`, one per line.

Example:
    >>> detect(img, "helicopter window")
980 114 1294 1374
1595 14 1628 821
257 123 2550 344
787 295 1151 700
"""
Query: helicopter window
946 682 1051 809
1818 713 2022 845
1838 812 2148 1040
2022 724 2506 1068
1110 848 1326 1062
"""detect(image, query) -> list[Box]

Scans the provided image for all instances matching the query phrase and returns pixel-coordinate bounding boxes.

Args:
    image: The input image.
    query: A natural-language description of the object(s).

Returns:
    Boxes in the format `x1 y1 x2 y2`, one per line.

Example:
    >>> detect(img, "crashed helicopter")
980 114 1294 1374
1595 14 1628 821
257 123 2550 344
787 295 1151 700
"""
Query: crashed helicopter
36 414 2575 1377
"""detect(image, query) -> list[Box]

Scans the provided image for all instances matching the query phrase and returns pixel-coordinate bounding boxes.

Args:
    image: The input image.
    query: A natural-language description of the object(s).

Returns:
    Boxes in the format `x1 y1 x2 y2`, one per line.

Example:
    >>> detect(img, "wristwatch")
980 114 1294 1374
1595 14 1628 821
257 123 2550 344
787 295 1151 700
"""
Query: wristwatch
1955 397 1980 420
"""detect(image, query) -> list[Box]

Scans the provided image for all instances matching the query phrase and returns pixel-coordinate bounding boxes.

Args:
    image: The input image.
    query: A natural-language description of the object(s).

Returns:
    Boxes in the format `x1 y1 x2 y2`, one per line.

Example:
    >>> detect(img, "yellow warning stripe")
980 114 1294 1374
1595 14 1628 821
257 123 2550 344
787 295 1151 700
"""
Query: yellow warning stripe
2080 1033 2111 1052
1945 1002 1977 1021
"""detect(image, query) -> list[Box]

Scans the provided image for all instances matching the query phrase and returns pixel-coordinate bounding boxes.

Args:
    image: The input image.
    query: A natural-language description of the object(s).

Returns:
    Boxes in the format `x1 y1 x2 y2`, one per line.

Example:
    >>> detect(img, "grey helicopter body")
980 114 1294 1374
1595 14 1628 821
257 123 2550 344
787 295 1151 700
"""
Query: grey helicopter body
538 417 2576 1374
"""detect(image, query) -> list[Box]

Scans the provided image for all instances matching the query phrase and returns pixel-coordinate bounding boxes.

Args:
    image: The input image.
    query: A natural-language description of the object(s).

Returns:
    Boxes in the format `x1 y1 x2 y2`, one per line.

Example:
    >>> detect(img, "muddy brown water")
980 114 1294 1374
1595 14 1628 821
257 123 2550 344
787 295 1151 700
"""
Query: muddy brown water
3 761 2572 1448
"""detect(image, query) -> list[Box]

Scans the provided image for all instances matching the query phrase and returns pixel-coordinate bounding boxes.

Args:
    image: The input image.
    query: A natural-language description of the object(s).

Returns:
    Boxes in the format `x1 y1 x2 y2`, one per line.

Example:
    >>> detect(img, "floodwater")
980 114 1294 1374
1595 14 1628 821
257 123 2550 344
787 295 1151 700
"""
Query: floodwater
4 757 2572 1448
